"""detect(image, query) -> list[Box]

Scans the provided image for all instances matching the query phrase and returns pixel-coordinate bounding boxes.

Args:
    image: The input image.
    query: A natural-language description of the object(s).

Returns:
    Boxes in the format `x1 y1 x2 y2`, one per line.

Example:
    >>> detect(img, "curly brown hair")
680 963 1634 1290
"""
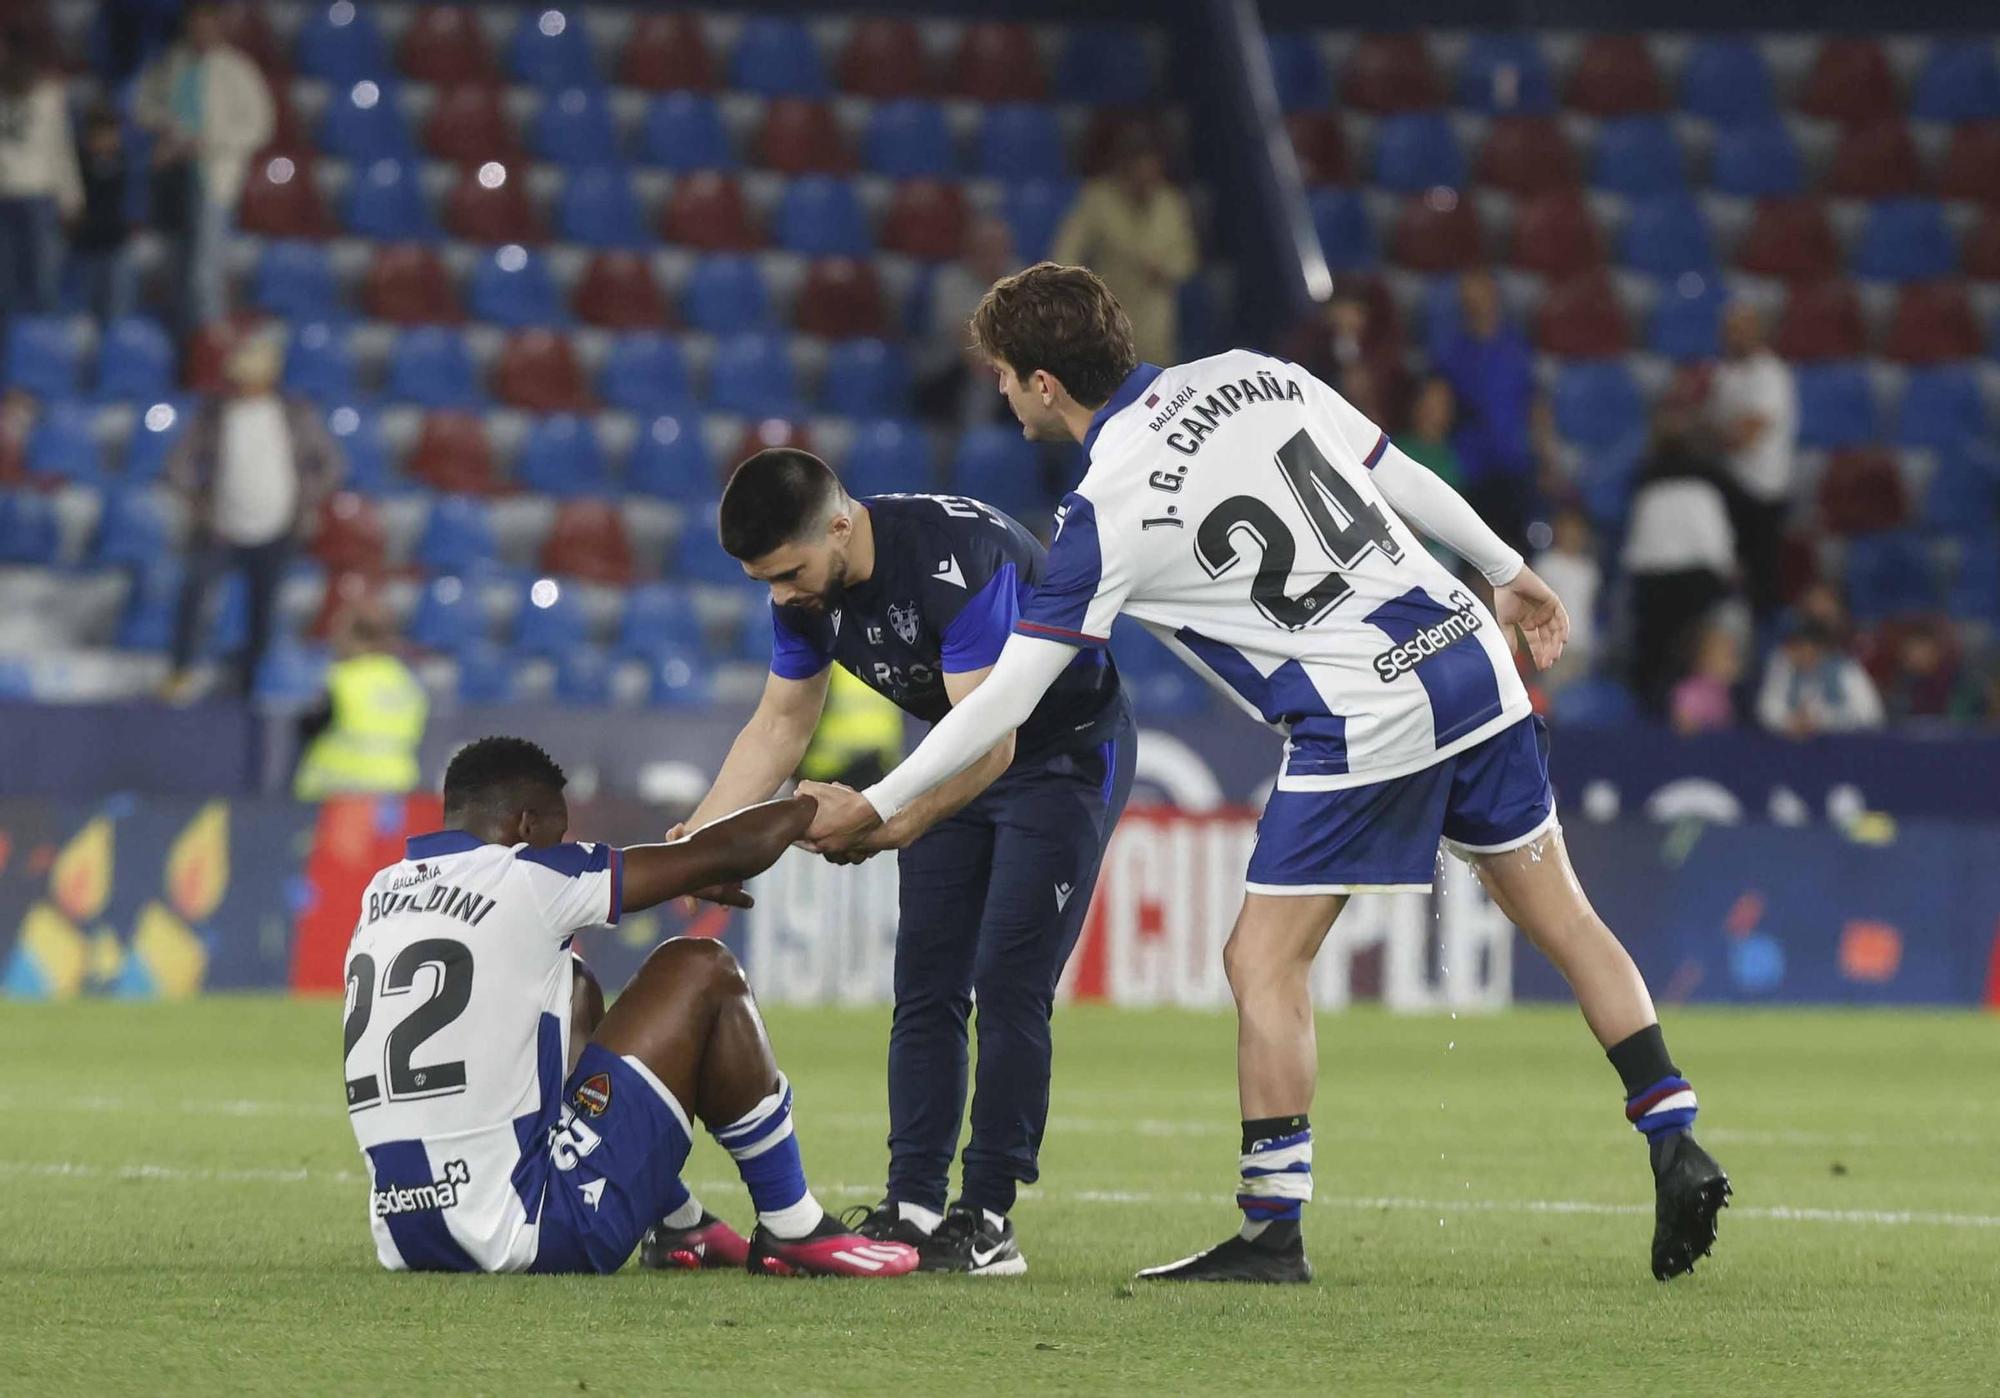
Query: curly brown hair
969 262 1138 409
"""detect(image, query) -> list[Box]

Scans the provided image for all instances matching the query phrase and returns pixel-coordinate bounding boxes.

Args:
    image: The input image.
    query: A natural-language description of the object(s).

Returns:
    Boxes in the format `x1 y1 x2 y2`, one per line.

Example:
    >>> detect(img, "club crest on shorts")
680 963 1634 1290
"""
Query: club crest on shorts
574 1073 612 1117
889 601 920 646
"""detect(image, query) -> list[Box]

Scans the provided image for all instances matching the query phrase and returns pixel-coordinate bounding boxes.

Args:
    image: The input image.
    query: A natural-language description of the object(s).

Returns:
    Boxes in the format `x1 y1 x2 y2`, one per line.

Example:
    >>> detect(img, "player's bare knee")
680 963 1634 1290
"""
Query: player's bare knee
643 935 748 998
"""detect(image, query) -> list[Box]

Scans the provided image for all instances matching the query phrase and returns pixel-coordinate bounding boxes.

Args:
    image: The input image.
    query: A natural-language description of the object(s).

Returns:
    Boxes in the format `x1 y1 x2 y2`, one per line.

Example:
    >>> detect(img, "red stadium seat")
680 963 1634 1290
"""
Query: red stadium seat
237 149 333 239
1883 283 1984 364
735 419 815 462
1774 280 1869 361
423 85 523 165
948 23 1045 102
1285 112 1351 186
182 314 272 394
1963 209 2000 281
1391 192 1483 271
1735 198 1841 282
1565 36 1668 116
839 18 931 98
619 13 719 91
494 331 593 412
541 501 636 586
1476 116 1579 195
411 412 501 494
794 257 888 339
1508 191 1604 276
312 494 388 574
443 163 547 245
1534 272 1631 357
1819 449 1909 535
397 5 501 86
879 179 970 261
1822 121 1923 198
755 98 856 174
362 245 465 325
1797 39 1899 126
573 252 674 329
1937 123 2000 205
662 171 762 250
1342 34 1444 113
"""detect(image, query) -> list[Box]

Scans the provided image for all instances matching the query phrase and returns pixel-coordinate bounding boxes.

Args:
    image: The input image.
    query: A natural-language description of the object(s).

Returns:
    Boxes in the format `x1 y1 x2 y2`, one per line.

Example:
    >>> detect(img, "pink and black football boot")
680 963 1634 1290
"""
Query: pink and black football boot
745 1214 920 1277
638 1211 751 1271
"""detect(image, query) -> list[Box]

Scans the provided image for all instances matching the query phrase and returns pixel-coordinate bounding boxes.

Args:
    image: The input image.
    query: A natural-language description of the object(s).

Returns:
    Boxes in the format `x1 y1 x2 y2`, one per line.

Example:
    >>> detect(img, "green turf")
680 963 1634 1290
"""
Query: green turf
2 997 1996 1395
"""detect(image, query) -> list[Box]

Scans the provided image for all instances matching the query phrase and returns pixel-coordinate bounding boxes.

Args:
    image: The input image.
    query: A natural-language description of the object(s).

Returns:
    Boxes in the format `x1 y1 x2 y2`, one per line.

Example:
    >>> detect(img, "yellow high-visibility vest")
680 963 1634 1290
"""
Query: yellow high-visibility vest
799 666 903 782
294 653 429 801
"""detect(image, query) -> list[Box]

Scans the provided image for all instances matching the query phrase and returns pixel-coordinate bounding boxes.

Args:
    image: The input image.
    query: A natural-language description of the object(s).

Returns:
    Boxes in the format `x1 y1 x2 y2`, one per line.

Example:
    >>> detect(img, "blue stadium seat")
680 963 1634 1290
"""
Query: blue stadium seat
1678 38 1777 124
841 418 932 496
295 1 390 83
324 405 393 492
1590 117 1685 195
1949 536 2000 624
0 492 61 565
824 340 911 417
978 105 1067 181
508 7 601 88
1309 188 1378 272
648 643 713 706
599 334 695 415
90 488 171 569
1110 620 1207 718
733 601 774 663
1418 274 1465 362
626 413 713 502
254 640 331 705
515 414 612 496
387 329 483 408
553 645 612 705
729 17 828 97
638 93 734 170
675 507 750 586
456 641 524 703
95 317 174 402
1551 676 1640 727
116 560 183 651
1455 34 1555 115
1574 433 1648 535
254 241 343 321
1912 40 2000 122
0 658 31 700
1647 274 1727 361
468 247 566 326
1266 33 1333 113
531 86 621 165
1552 361 1645 448
318 79 415 162
1709 123 1805 198
344 158 436 240
1618 195 1716 276
999 179 1076 263
1794 363 1880 448
201 570 248 660
4 316 85 399
1059 27 1153 106
513 580 589 655
709 332 805 418
27 402 104 484
684 255 771 334
1851 200 1956 283
416 496 499 575
282 323 359 403
1844 529 1939 620
1895 366 1987 450
407 575 488 655
1921 441 2000 535
863 101 956 178
1371 112 1465 192
618 581 705 657
557 166 647 249
775 176 871 257
949 426 1045 522
124 398 192 481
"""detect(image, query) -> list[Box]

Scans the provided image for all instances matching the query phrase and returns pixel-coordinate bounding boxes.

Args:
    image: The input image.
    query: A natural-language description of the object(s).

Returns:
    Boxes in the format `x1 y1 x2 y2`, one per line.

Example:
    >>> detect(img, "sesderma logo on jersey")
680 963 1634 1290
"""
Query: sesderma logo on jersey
1372 593 1484 682
372 1159 470 1216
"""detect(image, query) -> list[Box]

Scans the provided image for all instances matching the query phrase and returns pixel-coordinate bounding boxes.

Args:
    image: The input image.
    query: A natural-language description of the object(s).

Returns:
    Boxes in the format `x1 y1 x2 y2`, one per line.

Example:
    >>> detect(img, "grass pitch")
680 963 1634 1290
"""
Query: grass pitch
2 997 1996 1395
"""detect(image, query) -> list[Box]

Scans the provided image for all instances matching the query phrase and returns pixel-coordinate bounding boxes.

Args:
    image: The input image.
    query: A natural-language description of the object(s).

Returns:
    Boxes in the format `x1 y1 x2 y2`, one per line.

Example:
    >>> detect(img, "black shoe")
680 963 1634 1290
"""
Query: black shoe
1650 1130 1731 1280
919 1204 1027 1276
838 1200 932 1249
1137 1219 1313 1283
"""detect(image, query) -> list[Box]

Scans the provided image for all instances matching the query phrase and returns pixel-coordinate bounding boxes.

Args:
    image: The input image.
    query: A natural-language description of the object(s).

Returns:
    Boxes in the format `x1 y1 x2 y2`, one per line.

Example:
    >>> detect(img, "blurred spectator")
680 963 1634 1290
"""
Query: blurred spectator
1280 282 1410 431
1954 652 2000 725
1708 302 1796 621
71 104 135 326
1670 622 1744 735
163 334 344 700
0 22 82 320
1756 616 1884 736
1398 377 1463 488
1793 580 1855 646
1436 269 1535 549
915 215 1017 434
1051 129 1197 363
135 0 274 338
1881 621 1959 722
294 600 429 801
1531 505 1599 692
0 386 33 482
1621 408 1738 713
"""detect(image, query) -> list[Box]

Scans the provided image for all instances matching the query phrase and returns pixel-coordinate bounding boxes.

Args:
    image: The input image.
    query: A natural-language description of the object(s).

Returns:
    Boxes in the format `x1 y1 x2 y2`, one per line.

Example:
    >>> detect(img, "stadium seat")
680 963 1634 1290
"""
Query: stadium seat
1949 535 2000 625
881 179 972 261
1390 193 1482 271
708 332 805 419
574 252 672 329
841 418 933 496
839 18 931 99
1371 113 1464 192
1075 110 1163 178
387 328 482 407
1060 27 1152 107
1710 123 1806 198
1534 272 1631 357
755 98 854 174
949 426 1045 522
823 339 911 416
531 86 621 166
619 13 718 92
599 333 694 414
1794 363 1880 448
238 150 334 239
1475 117 1577 195
736 418 815 463
639 93 734 170
616 581 704 659
1896 366 1987 450
362 244 463 324
542 500 635 585
663 171 761 250
1286 112 1351 186
283 322 360 402
1342 33 1444 113
116 560 184 651
1735 198 1841 282
468 246 565 327
949 23 1045 103
318 79 414 163
26 402 105 484
625 413 713 501
1309 188 1378 272
1822 121 1922 198
1551 675 1640 727
1507 191 1604 276
456 641 525 702
398 6 501 86
294 1 388 84
863 101 955 178
978 105 1067 181
1922 442 2000 539
551 645 613 705
444 162 546 244
410 416 500 495
1798 39 1899 125
125 398 192 481
253 241 342 322
1455 34 1555 115
1884 284 1984 365
96 317 174 402
1843 530 1935 619
1912 40 2000 122
90 487 172 570
1618 195 1716 276
309 491 386 574
4 315 83 399
1552 360 1644 447
1852 200 1956 283
417 495 500 575
344 158 436 241
1565 35 1667 116
515 415 612 497
648 643 713 705
775 177 871 257
794 258 887 340
513 579 590 655
0 492 60 565
253 640 331 705
1647 274 1728 361
988 179 1069 265
730 17 827 97
495 331 593 412
683 254 771 333
675 506 750 586
1590 117 1685 195
407 574 488 653
325 405 393 492
1266 33 1332 114
1775 280 1868 361
507 7 600 89
1964 210 2000 282
557 166 647 248
1938 122 2000 204
1110 621 1208 719
1678 38 1776 125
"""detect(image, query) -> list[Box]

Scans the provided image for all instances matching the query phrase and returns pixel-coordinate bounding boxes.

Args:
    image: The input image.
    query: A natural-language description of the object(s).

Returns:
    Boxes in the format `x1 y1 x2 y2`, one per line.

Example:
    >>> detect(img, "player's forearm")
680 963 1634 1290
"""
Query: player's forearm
621 796 816 910
687 717 814 831
1370 444 1524 585
875 735 1014 848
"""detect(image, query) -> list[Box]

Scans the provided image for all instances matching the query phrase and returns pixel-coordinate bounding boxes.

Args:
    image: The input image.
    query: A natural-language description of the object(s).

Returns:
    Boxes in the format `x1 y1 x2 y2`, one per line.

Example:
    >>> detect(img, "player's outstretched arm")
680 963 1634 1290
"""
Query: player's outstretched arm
683 668 832 834
619 795 818 914
1369 444 1525 586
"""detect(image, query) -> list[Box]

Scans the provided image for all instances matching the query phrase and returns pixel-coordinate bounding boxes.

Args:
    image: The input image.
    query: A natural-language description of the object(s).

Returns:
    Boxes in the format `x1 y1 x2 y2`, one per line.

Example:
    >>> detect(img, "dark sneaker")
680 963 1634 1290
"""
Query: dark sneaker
746 1214 919 1278
919 1205 1027 1277
1650 1130 1731 1280
839 1200 933 1250
1137 1220 1313 1284
638 1210 749 1271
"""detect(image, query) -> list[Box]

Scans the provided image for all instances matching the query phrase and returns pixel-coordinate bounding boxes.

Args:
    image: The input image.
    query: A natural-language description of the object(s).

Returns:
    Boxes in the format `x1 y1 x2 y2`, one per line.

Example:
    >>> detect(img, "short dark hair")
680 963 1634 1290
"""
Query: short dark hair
717 449 845 561
443 736 566 819
971 262 1137 409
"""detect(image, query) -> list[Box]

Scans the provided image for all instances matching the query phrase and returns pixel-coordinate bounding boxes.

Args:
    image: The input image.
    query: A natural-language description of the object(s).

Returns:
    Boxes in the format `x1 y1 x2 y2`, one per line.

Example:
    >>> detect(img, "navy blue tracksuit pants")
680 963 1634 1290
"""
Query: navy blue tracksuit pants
885 703 1136 1217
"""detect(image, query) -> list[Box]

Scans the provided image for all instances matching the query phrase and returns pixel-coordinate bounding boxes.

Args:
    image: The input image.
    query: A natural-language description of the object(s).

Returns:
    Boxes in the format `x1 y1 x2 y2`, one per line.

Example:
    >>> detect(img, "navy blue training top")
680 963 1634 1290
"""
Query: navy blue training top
769 493 1124 759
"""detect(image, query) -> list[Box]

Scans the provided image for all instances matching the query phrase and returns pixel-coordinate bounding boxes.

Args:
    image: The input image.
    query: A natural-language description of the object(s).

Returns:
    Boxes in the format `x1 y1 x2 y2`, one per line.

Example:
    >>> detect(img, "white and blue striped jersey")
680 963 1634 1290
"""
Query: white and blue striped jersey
342 831 622 1271
1015 350 1531 790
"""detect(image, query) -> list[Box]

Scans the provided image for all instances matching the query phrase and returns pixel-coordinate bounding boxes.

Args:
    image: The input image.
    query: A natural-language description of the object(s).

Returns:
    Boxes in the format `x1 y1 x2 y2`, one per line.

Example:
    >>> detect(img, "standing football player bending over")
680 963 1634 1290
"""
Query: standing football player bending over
342 736 918 1277
801 264 1730 1284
